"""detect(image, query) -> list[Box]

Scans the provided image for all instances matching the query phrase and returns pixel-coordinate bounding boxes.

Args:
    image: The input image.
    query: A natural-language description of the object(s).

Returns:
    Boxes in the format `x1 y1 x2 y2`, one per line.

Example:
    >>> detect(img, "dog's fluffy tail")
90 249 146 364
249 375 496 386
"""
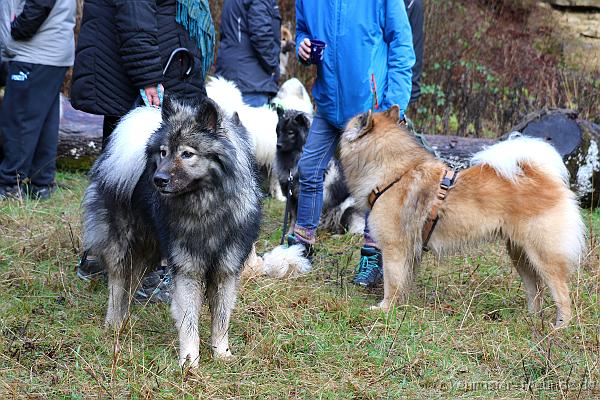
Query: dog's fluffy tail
247 245 312 278
472 135 585 265
93 106 162 200
471 136 569 185
206 76 244 117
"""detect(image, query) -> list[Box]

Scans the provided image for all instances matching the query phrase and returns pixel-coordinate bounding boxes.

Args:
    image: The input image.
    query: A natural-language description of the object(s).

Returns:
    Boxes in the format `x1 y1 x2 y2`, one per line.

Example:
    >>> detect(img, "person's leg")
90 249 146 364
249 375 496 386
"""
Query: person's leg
406 0 424 104
242 93 269 108
29 66 68 196
0 62 59 196
292 114 341 245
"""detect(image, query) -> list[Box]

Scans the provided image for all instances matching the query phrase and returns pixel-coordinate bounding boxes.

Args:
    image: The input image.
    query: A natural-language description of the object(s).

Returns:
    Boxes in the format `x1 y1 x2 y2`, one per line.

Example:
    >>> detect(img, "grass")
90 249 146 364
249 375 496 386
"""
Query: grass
1 172 599 399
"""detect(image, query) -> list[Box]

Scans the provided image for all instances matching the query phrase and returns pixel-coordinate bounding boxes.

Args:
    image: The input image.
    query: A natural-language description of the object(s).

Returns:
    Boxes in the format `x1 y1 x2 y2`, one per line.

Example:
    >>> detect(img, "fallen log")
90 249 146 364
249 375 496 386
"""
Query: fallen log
3 99 599 207
422 108 600 208
56 95 103 170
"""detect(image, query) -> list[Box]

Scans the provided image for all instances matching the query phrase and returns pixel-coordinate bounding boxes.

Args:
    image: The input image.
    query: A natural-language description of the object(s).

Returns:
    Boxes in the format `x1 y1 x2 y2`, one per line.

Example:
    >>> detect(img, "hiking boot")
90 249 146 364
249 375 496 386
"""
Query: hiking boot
29 184 56 200
134 267 173 304
77 250 106 281
0 184 25 200
287 233 314 261
353 246 383 288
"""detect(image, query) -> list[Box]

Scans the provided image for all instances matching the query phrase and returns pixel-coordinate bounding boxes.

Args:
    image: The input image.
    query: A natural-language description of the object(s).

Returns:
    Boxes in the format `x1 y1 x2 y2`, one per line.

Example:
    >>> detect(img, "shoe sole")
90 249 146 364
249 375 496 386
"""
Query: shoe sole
76 269 106 282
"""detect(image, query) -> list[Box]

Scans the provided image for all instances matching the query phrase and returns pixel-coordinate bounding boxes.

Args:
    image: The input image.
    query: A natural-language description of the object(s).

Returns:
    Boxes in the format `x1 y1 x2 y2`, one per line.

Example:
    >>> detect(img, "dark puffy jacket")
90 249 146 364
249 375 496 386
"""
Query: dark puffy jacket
216 0 280 96
71 0 207 117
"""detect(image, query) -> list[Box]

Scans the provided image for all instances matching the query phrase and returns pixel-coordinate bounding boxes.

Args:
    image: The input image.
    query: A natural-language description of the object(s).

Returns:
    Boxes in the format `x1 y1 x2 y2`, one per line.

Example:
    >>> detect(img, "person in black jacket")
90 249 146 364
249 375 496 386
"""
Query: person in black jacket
70 0 215 146
216 0 280 107
0 0 76 200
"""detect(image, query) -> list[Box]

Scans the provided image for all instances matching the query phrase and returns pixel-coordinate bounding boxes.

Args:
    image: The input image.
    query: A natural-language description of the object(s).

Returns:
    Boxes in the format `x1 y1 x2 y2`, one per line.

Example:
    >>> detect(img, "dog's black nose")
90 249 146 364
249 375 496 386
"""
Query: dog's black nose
276 143 282 150
153 172 170 188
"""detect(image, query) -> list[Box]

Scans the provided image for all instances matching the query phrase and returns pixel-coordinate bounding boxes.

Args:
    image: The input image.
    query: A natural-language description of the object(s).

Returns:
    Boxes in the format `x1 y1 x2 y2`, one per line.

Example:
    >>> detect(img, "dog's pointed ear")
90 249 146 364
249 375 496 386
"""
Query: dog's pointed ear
161 95 176 119
232 111 241 126
385 104 402 122
294 112 310 129
344 110 374 142
276 105 285 120
196 98 220 132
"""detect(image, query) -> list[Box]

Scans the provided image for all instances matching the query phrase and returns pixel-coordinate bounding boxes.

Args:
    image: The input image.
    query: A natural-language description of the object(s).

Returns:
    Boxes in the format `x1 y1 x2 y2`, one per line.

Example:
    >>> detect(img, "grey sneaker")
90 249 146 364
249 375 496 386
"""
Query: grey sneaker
134 267 172 304
77 250 107 281
0 184 25 200
29 184 56 200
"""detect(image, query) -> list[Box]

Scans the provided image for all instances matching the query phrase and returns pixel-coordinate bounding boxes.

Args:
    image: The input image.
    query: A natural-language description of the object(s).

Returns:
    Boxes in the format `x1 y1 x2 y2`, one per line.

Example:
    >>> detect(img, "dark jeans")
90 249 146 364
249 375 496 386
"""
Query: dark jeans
0 61 67 187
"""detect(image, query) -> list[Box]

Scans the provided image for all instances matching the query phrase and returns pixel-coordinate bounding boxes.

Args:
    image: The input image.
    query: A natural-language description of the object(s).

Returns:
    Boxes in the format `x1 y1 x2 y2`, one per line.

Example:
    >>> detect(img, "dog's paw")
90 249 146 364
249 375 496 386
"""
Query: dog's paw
274 194 286 202
213 348 234 361
180 354 200 369
369 300 390 312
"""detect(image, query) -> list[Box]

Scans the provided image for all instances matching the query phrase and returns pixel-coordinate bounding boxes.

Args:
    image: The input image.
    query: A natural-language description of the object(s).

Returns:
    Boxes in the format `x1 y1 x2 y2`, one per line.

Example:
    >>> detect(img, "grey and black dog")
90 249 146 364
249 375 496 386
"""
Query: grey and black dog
82 97 261 367
275 109 364 235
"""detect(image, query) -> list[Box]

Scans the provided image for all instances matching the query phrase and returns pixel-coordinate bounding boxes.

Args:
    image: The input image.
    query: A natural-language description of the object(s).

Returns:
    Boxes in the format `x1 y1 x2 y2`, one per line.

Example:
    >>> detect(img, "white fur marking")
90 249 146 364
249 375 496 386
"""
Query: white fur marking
262 245 312 278
101 107 162 198
471 136 569 184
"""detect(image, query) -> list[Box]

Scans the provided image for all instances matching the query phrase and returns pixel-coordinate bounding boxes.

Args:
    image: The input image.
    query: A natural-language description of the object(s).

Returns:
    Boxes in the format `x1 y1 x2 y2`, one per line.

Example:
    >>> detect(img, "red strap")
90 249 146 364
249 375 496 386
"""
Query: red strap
370 73 379 110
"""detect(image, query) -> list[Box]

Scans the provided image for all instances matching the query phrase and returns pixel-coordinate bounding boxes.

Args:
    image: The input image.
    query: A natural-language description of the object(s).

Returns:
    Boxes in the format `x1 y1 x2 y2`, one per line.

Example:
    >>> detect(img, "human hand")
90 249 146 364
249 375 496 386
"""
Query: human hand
143 84 164 107
298 38 311 62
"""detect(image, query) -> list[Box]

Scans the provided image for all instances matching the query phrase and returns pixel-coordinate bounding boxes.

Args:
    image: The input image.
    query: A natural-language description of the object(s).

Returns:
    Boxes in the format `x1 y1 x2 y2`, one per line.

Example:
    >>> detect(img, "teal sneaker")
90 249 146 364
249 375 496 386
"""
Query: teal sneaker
352 246 383 288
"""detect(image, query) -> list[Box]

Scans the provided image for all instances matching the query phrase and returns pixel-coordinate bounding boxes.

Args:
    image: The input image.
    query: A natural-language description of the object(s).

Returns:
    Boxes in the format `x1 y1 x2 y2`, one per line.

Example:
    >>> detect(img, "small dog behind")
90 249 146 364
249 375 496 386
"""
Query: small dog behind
339 106 585 328
275 109 364 236
206 76 284 200
82 97 261 367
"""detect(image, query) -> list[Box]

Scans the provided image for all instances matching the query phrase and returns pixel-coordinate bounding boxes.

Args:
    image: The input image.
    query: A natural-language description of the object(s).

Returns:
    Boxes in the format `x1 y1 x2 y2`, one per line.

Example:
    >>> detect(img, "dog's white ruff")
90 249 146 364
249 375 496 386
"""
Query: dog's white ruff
271 78 314 116
471 136 569 185
261 244 312 278
99 106 162 199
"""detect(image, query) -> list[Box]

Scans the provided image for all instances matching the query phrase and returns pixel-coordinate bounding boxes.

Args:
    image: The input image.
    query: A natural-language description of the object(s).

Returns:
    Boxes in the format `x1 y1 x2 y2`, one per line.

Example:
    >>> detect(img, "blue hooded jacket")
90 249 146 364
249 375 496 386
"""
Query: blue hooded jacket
296 0 415 128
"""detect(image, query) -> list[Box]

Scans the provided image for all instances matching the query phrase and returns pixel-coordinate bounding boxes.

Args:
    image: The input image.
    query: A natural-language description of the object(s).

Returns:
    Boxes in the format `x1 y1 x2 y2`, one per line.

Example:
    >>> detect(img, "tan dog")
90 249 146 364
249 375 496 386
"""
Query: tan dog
339 106 585 328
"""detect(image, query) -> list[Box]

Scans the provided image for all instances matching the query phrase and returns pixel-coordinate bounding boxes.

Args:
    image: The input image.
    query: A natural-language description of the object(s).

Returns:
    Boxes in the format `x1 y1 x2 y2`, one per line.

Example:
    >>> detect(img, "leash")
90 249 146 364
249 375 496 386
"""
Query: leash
280 171 294 245
368 169 458 251
136 47 195 108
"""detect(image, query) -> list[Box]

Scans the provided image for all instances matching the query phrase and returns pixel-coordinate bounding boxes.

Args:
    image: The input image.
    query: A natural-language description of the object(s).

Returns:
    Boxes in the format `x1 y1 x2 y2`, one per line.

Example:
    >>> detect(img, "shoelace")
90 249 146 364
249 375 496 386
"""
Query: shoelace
355 254 380 282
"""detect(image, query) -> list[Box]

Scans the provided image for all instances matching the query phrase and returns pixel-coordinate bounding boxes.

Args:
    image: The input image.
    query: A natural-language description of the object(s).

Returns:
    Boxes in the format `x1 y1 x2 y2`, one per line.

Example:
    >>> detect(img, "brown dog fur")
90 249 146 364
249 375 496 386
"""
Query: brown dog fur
339 106 585 328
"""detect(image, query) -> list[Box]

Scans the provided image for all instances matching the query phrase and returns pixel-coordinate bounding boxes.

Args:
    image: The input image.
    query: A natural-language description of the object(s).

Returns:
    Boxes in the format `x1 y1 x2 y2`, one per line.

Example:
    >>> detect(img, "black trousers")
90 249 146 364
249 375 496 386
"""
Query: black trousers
0 61 67 187
102 115 121 150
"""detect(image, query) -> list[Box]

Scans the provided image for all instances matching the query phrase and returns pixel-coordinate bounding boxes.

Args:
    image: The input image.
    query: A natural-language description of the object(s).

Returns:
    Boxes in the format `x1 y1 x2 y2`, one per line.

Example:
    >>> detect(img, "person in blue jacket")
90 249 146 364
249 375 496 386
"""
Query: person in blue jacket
284 1 415 283
352 0 425 287
215 0 280 107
